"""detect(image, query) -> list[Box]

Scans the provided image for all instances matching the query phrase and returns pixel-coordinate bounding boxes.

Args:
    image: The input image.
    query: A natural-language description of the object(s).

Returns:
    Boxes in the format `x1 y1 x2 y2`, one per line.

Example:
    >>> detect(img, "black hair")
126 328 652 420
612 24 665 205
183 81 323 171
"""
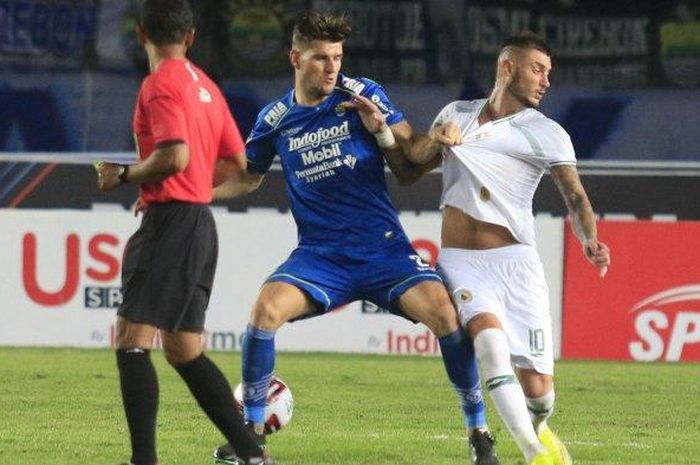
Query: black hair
292 11 352 47
502 31 551 56
140 0 194 46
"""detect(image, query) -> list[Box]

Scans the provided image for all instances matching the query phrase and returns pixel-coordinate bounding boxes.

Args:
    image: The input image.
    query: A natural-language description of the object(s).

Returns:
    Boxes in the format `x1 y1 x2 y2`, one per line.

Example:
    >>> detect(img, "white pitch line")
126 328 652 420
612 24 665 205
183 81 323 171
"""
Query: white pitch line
274 431 651 450
568 440 651 449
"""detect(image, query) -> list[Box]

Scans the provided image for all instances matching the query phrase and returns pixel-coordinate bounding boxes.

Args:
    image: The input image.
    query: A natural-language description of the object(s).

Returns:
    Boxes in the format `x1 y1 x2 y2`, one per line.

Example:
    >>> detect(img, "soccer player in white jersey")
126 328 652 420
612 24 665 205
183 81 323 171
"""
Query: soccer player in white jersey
405 32 612 465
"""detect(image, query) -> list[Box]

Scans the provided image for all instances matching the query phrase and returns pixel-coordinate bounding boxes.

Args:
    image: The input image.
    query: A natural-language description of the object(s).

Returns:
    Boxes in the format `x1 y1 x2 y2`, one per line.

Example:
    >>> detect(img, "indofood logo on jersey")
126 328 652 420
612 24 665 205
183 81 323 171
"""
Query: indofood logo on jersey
289 121 351 152
628 284 700 362
290 122 352 183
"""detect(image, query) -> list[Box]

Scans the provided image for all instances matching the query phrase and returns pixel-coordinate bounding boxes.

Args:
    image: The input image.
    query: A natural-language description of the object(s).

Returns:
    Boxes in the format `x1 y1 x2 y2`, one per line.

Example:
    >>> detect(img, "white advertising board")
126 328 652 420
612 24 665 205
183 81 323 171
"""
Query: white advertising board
0 209 564 356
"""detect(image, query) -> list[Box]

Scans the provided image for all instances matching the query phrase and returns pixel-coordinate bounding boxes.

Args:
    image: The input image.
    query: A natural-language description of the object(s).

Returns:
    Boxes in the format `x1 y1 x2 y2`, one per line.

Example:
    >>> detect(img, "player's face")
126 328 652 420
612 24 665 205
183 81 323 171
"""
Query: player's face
293 40 343 103
508 49 551 108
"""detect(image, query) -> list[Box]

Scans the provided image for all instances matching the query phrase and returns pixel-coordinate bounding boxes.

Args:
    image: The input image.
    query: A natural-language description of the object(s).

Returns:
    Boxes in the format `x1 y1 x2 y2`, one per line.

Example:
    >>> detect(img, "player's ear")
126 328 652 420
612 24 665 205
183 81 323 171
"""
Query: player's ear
136 24 147 46
289 49 301 69
184 28 195 48
502 58 516 80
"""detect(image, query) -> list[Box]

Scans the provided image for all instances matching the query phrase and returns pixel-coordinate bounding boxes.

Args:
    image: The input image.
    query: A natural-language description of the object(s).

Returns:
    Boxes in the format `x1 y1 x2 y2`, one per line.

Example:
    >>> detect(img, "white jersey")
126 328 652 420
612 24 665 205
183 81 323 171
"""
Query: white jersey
434 99 576 246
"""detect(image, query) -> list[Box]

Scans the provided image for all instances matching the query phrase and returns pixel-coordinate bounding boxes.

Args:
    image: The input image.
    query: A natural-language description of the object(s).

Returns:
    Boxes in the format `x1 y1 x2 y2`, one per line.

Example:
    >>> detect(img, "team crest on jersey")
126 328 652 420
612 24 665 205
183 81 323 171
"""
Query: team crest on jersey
454 288 473 304
480 186 491 202
264 101 288 127
343 154 357 169
198 87 212 103
334 103 346 116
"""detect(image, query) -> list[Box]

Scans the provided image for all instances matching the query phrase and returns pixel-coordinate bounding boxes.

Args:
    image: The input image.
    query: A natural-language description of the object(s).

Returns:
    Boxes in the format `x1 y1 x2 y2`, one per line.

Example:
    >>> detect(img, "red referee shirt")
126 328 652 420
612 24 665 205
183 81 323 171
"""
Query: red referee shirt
133 58 245 204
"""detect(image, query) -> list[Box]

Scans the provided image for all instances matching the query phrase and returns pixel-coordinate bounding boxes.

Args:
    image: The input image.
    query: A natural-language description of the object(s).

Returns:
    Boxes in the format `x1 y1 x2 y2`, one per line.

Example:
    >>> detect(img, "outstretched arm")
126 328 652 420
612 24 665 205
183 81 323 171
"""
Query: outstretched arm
213 170 264 199
403 121 462 164
550 164 611 277
382 120 441 185
340 94 456 184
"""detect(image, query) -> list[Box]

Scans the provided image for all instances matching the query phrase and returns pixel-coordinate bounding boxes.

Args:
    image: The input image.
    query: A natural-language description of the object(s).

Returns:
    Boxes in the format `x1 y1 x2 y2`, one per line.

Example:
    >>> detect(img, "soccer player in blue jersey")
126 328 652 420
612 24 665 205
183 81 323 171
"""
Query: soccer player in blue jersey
214 12 498 465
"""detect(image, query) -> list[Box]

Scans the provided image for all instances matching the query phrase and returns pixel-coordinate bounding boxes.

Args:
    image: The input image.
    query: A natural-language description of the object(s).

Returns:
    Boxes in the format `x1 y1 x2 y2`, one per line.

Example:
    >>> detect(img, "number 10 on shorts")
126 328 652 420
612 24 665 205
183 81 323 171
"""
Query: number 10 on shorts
529 328 546 355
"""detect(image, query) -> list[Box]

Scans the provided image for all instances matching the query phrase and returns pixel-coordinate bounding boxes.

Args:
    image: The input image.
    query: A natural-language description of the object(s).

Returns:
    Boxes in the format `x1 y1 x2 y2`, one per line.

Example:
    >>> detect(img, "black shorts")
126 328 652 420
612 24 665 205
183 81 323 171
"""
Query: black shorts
118 202 218 332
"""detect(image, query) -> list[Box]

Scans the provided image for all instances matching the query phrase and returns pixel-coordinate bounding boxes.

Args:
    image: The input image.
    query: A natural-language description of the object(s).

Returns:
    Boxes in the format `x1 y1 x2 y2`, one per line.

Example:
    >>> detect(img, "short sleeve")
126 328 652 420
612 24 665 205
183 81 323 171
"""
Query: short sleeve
245 112 277 174
431 102 456 131
147 93 187 145
360 80 405 126
538 120 577 167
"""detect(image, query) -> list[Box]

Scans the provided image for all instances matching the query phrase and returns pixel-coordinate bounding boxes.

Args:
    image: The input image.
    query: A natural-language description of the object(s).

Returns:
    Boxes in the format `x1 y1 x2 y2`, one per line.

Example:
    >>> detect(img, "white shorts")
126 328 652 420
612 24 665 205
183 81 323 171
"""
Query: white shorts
438 245 554 375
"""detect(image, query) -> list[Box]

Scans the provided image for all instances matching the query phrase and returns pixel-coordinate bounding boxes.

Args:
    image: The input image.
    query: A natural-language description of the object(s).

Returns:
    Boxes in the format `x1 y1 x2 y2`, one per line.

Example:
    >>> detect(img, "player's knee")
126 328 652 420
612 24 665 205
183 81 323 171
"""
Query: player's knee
423 300 460 337
521 373 554 398
115 318 156 350
164 349 193 366
162 340 202 366
250 298 289 331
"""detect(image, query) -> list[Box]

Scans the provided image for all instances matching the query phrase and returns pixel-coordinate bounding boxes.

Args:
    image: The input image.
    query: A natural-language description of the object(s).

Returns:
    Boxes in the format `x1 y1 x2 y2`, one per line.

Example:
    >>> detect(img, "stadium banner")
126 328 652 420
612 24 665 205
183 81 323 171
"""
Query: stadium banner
461 0 653 89
311 0 435 83
562 220 700 362
0 0 100 70
0 209 564 355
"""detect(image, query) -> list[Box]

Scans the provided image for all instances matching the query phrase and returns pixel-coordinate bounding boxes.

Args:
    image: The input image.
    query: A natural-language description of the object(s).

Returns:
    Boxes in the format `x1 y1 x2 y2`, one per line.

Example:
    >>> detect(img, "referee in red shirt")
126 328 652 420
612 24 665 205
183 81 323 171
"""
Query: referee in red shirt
96 1 271 464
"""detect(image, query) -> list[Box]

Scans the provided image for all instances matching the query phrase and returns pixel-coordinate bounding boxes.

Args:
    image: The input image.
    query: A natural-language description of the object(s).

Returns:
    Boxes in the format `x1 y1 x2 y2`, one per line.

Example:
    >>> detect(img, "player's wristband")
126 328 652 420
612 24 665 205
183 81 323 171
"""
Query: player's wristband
118 164 130 184
374 126 396 149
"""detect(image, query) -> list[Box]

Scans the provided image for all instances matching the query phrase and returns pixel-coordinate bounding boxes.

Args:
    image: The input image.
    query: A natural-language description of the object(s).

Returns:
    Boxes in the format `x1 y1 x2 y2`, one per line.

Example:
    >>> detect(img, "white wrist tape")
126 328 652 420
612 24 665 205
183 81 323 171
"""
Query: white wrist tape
374 126 396 148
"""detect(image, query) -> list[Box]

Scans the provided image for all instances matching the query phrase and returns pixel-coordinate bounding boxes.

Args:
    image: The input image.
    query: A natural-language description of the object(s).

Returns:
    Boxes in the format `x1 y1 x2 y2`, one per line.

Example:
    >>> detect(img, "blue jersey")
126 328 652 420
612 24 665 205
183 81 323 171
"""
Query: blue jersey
246 74 410 253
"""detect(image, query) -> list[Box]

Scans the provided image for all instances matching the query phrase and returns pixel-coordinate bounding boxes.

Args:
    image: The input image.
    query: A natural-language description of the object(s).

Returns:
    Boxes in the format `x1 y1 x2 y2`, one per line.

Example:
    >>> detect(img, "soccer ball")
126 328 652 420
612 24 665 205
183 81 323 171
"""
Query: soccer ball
233 376 294 434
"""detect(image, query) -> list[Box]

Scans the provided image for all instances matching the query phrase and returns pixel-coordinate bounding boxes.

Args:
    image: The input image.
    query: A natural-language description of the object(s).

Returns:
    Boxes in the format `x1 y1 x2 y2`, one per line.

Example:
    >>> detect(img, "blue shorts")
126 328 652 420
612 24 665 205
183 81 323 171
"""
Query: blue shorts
267 240 443 318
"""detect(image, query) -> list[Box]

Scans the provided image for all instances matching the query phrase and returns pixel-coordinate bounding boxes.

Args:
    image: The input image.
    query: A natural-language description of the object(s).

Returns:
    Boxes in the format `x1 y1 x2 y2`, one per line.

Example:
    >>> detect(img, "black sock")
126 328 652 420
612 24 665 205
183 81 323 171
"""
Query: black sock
116 349 159 465
174 354 262 460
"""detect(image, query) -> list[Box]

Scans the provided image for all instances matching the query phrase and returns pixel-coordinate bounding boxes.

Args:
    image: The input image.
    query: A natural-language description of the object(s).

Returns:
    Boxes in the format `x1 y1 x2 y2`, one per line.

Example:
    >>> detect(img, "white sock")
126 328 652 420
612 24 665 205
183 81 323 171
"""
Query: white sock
527 389 555 433
474 328 544 462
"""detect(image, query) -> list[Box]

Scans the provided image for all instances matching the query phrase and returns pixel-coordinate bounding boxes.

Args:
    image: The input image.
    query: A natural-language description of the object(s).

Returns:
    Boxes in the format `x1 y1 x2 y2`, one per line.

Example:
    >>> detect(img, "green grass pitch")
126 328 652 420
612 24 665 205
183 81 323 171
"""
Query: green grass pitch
0 348 698 464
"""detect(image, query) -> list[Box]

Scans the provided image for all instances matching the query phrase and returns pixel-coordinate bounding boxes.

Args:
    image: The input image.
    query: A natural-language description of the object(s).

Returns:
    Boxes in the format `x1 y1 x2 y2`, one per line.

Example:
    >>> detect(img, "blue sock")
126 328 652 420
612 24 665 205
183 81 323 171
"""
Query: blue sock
438 329 486 429
241 324 276 424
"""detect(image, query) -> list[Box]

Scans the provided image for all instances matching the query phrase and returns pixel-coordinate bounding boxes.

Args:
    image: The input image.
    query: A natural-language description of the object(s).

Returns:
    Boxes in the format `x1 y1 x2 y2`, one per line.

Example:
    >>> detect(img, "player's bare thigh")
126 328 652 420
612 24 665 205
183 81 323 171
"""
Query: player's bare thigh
249 281 317 331
398 280 460 337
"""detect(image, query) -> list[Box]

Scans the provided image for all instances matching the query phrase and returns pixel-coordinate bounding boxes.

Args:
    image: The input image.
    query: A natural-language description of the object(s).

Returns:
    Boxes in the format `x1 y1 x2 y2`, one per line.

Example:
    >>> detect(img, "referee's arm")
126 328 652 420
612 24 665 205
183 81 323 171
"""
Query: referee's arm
213 168 264 199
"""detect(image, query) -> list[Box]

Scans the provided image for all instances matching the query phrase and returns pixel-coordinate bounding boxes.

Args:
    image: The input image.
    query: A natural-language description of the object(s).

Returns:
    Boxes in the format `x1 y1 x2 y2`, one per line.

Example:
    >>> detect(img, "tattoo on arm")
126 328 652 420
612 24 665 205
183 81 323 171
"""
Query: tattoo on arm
551 164 597 242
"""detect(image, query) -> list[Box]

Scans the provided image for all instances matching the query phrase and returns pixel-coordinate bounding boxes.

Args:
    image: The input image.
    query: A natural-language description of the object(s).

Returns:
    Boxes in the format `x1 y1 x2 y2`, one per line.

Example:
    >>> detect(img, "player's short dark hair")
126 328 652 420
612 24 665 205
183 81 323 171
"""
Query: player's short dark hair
140 0 194 46
292 11 352 47
502 31 551 56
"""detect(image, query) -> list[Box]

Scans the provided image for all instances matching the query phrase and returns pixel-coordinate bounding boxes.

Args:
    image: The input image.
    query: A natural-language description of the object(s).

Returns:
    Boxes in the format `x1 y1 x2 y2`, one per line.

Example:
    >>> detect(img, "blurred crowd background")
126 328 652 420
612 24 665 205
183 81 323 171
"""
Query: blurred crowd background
1 0 699 161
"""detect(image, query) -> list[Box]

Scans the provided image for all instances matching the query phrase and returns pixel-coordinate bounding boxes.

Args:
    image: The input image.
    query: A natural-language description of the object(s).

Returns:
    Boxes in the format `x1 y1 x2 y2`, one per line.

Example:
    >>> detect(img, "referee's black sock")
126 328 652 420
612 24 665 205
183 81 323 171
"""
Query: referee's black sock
174 353 262 460
116 348 159 465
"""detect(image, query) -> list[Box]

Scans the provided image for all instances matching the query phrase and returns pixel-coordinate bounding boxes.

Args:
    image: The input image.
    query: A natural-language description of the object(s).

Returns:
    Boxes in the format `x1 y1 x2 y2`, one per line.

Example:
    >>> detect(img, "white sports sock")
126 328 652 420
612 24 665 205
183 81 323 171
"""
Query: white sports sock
526 389 555 432
474 328 544 462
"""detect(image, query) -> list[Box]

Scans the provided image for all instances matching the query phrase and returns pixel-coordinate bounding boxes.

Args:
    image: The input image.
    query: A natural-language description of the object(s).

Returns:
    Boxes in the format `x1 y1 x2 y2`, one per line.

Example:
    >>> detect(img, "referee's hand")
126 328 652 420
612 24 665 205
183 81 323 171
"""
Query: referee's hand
95 162 122 191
